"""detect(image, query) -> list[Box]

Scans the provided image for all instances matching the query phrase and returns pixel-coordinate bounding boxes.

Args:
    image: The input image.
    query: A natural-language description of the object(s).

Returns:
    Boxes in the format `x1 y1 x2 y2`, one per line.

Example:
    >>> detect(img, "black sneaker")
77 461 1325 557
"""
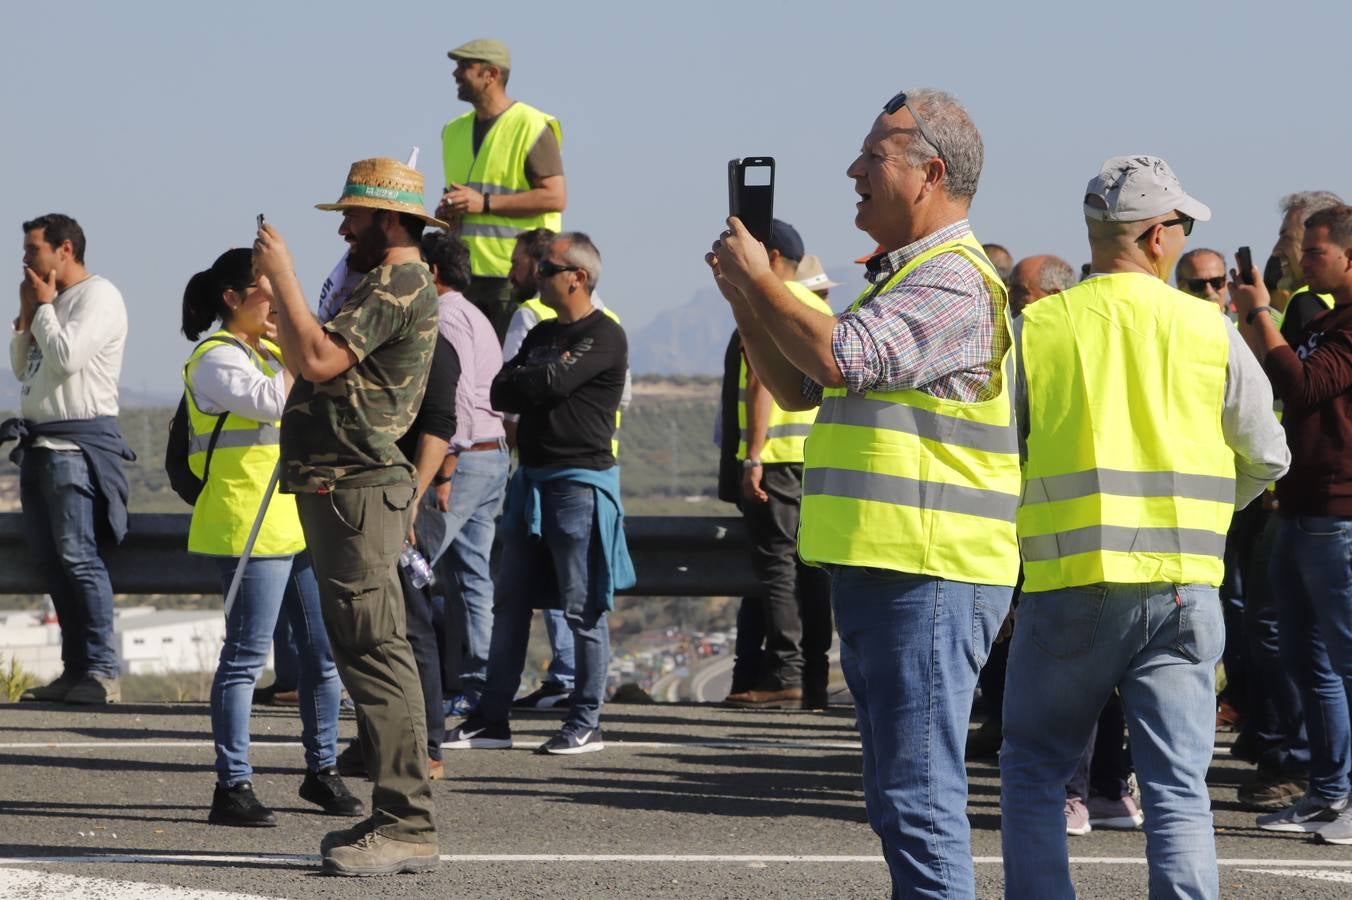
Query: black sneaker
512 682 571 709
334 741 367 779
445 714 512 749
536 726 604 755
300 768 366 817
208 782 277 827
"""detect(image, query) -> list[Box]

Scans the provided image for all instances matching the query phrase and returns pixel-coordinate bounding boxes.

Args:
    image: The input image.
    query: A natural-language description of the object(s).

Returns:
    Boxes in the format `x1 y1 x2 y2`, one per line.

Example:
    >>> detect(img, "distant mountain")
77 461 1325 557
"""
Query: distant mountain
628 266 860 376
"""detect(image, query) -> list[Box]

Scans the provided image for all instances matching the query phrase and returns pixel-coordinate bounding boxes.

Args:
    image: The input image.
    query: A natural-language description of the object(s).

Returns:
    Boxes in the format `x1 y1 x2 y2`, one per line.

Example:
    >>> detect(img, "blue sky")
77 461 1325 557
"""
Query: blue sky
3 0 1344 393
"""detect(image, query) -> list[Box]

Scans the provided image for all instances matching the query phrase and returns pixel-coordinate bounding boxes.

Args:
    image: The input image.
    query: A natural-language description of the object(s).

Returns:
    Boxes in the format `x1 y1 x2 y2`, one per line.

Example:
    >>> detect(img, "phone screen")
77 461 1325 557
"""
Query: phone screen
728 158 775 244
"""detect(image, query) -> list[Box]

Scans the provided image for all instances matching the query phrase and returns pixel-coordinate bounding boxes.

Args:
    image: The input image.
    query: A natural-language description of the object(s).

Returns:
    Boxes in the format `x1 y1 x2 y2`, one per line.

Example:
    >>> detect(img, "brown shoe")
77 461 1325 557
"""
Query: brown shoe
19 670 82 702
272 689 299 705
1238 772 1308 811
428 758 444 781
322 830 439 876
725 687 803 709
64 674 120 705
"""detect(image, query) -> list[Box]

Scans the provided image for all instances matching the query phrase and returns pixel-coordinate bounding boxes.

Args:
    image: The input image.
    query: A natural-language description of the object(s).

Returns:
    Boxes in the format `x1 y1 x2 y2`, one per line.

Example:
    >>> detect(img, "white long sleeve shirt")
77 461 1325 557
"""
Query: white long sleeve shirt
188 342 288 422
10 274 127 449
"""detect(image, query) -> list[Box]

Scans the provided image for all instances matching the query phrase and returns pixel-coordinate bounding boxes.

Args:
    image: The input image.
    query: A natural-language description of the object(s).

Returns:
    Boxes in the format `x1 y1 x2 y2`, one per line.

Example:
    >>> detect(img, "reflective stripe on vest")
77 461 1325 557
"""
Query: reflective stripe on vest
798 234 1021 586
1018 272 1235 590
183 331 304 558
736 281 830 464
442 102 562 278
517 297 623 458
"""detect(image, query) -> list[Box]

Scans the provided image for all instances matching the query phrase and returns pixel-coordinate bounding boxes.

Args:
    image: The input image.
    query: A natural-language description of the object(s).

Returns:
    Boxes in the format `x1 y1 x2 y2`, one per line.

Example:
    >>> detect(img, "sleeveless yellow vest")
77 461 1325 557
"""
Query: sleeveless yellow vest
1018 273 1235 591
519 298 623 458
442 102 563 278
737 280 830 464
799 235 1021 586
184 331 304 557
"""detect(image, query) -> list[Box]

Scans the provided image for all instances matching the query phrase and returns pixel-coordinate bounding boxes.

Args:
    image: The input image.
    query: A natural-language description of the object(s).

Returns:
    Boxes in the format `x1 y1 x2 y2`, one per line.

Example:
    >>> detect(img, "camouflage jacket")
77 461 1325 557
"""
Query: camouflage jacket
281 262 438 492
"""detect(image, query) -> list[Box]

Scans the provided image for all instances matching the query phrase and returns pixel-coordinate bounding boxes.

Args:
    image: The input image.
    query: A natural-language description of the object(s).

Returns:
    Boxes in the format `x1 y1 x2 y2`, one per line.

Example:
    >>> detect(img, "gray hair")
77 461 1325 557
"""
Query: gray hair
558 231 602 292
1281 190 1343 217
900 89 984 201
1037 257 1076 294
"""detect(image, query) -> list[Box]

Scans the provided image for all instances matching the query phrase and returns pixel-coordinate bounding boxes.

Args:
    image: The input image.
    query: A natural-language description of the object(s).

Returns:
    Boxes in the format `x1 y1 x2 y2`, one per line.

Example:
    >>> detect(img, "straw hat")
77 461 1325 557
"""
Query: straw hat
795 254 842 291
316 157 449 228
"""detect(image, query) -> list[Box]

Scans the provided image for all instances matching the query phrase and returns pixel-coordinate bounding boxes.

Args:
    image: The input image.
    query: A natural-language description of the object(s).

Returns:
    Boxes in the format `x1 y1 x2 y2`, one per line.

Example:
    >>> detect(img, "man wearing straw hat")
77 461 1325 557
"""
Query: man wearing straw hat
253 157 445 876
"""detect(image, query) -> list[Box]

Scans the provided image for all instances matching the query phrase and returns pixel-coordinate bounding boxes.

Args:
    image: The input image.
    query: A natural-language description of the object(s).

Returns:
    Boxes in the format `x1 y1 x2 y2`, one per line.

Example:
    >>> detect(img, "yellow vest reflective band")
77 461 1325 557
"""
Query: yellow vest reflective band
184 331 304 557
799 235 1021 586
1018 273 1235 591
442 102 563 279
737 280 830 464
518 298 623 458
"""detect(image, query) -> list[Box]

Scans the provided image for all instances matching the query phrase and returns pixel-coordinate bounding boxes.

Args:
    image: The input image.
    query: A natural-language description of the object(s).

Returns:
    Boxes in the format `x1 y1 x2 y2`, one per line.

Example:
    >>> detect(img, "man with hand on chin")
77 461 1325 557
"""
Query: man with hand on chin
709 89 1016 899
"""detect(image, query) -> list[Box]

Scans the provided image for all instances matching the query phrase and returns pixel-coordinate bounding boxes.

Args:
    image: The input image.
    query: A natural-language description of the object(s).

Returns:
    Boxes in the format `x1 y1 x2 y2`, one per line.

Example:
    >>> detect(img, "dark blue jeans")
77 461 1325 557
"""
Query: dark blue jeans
478 480 611 733
20 447 119 678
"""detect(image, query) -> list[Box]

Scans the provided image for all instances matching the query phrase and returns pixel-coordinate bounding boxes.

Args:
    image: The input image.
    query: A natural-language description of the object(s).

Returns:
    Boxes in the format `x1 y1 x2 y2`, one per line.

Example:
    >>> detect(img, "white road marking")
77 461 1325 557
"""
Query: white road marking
1241 868 1352 883
0 867 273 898
0 738 865 751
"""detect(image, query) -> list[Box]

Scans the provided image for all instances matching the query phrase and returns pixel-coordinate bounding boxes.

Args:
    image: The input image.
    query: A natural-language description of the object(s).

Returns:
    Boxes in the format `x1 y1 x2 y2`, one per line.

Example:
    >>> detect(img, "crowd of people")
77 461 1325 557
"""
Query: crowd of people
4 35 1352 898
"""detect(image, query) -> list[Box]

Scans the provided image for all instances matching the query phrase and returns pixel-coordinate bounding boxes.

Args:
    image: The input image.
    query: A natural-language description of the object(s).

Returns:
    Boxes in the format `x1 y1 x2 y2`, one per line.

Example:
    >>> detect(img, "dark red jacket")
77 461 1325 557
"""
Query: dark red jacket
1266 303 1352 516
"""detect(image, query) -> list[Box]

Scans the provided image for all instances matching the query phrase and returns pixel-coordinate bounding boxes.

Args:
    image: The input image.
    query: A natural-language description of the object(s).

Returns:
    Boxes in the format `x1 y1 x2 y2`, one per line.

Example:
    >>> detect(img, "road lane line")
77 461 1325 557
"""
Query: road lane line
0 867 274 898
0 738 865 751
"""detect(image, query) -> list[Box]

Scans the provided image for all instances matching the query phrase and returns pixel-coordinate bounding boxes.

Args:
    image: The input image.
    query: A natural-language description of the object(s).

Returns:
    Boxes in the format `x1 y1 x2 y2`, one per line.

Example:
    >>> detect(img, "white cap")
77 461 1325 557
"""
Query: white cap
1083 155 1211 223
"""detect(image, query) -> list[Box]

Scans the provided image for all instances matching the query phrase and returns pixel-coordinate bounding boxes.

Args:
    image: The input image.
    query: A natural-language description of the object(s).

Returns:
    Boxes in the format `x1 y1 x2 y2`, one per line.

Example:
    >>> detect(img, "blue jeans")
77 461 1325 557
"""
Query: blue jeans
1001 583 1222 900
542 609 576 689
830 567 1011 900
415 446 508 696
478 479 610 732
19 447 119 678
1273 515 1352 802
209 553 340 785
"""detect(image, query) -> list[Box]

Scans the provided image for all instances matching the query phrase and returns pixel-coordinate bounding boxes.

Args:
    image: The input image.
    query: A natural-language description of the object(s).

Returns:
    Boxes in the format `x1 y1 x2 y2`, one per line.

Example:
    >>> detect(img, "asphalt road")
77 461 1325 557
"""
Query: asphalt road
1 701 1350 898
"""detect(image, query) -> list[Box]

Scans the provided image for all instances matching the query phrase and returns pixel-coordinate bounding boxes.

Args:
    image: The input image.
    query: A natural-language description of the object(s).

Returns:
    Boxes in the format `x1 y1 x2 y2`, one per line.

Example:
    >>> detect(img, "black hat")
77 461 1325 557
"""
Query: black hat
764 219 804 262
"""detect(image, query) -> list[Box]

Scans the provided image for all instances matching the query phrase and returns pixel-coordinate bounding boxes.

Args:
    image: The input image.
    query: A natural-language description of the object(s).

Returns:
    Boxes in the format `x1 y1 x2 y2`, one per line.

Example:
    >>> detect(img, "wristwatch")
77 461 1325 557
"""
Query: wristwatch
1246 306 1275 325
742 458 762 470
482 193 492 215
432 472 453 486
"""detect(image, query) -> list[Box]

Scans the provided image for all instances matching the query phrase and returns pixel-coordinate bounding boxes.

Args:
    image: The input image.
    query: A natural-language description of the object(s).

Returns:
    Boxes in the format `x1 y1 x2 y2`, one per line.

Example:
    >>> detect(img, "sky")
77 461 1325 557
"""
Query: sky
3 0 1347 395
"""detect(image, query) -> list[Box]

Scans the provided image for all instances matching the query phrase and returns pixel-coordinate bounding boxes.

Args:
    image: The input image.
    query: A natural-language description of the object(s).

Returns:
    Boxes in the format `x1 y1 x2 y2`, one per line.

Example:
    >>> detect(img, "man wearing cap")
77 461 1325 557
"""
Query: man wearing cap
999 155 1288 897
711 89 1018 898
439 38 565 342
723 219 833 711
252 158 444 876
794 254 842 302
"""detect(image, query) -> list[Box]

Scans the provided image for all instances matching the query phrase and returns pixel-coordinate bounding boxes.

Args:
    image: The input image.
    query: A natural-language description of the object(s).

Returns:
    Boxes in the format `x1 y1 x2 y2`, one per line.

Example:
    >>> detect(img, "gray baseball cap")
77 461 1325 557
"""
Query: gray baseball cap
1083 155 1211 223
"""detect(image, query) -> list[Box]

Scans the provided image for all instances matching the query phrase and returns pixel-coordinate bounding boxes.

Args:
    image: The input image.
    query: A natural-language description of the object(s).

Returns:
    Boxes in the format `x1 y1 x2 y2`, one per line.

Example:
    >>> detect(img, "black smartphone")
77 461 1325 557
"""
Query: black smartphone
1236 246 1254 285
256 213 266 231
728 157 775 243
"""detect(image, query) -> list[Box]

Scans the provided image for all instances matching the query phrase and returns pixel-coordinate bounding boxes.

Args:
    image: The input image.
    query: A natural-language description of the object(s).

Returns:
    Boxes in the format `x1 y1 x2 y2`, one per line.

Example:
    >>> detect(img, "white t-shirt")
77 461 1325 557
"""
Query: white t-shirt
9 274 127 449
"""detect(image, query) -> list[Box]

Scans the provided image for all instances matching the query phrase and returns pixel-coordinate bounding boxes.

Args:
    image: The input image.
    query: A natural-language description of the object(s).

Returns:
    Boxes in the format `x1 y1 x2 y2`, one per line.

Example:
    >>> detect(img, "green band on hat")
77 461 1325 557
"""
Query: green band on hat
341 183 425 206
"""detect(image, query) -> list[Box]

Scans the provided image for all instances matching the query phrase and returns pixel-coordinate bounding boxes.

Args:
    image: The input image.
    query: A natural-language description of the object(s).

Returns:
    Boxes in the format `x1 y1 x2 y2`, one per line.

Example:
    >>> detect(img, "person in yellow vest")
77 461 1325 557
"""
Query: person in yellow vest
722 220 832 711
1001 156 1289 898
710 88 1017 899
438 38 565 343
1268 191 1343 325
179 249 362 829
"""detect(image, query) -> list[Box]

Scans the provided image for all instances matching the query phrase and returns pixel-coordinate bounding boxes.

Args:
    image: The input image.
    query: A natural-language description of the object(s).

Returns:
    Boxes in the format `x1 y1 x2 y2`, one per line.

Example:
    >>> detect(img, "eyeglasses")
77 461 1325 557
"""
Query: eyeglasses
882 91 948 168
1137 215 1194 241
537 260 581 278
1183 276 1226 294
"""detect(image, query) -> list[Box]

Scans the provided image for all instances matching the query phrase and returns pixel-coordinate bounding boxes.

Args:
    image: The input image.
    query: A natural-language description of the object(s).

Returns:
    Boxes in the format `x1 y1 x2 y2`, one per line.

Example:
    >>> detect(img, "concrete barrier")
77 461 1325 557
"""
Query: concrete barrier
0 513 759 597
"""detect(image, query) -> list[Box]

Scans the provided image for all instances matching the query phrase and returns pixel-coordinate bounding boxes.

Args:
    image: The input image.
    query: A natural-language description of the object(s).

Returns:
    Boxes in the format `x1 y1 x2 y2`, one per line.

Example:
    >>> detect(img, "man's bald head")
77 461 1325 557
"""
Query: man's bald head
1009 255 1075 316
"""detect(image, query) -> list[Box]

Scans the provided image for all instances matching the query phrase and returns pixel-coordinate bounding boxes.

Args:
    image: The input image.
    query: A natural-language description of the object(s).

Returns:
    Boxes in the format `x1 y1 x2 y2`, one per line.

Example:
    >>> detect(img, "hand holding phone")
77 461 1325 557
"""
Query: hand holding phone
728 157 775 244
1235 246 1254 285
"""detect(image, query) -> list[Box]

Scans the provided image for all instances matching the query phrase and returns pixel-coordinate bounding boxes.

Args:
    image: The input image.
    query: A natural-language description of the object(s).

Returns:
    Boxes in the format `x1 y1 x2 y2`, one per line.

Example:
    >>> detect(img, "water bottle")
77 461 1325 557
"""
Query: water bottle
400 542 435 589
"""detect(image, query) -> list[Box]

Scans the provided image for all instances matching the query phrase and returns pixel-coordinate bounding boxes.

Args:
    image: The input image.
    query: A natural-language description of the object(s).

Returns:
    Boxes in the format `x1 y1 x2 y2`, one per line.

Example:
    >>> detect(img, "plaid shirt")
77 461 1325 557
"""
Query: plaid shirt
803 219 1006 405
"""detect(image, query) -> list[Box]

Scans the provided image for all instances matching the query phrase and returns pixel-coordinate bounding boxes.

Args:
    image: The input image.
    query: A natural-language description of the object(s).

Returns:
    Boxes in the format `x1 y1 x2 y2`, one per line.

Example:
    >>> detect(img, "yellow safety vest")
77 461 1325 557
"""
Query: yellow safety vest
1270 284 1336 331
1018 273 1235 591
184 331 304 557
520 298 623 458
799 235 1021 586
737 280 830 464
442 102 563 279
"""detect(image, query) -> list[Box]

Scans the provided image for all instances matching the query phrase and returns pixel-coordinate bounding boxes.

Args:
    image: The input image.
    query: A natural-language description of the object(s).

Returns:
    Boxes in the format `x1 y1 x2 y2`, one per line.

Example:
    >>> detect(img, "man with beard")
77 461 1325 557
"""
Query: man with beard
253 157 444 876
439 39 566 341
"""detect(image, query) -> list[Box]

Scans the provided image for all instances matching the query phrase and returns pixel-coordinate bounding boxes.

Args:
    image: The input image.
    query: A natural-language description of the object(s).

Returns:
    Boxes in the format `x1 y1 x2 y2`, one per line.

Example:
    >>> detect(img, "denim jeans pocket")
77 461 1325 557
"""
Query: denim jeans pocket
1028 586 1106 660
323 575 395 655
971 585 1008 670
1172 584 1224 665
1295 515 1348 538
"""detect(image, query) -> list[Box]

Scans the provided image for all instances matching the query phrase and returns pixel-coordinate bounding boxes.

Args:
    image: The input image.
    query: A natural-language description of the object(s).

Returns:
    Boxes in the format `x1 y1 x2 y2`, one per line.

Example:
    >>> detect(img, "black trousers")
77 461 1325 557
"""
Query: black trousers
464 276 515 345
740 464 832 691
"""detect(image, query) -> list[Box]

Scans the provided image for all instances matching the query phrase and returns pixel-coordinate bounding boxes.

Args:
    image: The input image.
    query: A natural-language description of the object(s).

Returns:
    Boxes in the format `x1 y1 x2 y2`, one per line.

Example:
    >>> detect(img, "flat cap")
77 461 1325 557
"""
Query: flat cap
447 38 511 69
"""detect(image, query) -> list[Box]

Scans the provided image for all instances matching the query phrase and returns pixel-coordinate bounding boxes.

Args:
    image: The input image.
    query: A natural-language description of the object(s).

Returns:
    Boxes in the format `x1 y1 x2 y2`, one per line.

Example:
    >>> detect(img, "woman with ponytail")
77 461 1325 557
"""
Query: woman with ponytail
180 249 362 827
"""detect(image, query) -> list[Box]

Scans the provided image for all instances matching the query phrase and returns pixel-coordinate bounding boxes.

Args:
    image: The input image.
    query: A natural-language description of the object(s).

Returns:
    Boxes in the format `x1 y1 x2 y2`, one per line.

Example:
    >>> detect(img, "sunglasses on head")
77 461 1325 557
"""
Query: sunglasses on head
537 260 581 278
882 91 948 168
1184 276 1226 294
1137 215 1195 241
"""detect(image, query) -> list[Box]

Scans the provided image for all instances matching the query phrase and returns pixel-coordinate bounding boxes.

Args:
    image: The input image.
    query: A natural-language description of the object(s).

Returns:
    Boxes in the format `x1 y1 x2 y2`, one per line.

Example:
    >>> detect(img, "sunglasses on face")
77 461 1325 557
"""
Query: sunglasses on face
881 91 948 169
1184 276 1226 294
537 260 581 278
1138 215 1195 241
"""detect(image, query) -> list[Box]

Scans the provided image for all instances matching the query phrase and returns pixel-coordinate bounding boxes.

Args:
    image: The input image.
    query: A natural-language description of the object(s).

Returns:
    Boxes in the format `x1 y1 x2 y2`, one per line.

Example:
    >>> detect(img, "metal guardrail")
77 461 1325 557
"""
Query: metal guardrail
0 513 759 597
